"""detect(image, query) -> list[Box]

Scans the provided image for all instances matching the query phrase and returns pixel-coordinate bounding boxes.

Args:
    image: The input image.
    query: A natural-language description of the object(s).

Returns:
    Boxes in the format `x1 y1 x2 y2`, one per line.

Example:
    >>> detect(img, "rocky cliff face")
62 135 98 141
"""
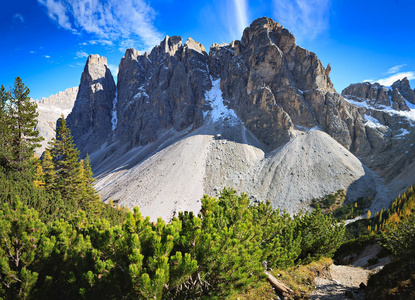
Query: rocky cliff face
35 87 78 155
208 17 337 148
66 55 116 157
63 17 415 219
115 36 210 150
342 81 411 111
342 79 415 184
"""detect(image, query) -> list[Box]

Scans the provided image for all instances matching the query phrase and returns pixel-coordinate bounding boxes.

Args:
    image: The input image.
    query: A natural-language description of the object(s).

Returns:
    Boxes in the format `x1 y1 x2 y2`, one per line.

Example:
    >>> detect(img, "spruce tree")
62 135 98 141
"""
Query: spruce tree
78 156 100 215
0 85 12 168
41 149 55 191
33 156 45 188
47 115 82 206
81 154 100 203
8 77 43 169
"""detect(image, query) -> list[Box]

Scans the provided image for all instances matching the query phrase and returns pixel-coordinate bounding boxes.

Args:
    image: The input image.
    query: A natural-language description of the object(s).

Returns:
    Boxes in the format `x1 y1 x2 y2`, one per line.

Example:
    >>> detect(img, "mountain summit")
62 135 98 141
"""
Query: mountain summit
58 17 415 220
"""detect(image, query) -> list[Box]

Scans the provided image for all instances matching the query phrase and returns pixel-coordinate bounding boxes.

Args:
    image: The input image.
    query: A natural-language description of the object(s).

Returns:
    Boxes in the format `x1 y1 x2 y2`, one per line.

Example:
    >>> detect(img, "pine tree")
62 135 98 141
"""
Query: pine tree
78 156 100 215
47 115 82 205
8 77 43 169
0 201 54 299
0 85 12 168
41 149 55 190
33 156 45 188
82 154 100 201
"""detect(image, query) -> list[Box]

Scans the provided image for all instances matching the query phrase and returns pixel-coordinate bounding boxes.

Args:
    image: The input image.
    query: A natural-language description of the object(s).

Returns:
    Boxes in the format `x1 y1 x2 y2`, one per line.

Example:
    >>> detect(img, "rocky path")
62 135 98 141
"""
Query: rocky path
310 264 370 299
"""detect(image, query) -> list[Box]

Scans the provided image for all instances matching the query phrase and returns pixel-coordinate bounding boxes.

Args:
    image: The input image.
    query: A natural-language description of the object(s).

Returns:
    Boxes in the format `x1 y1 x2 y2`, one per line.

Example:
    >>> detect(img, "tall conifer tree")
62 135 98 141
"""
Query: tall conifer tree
79 154 101 214
0 85 12 167
8 77 43 169
41 149 55 191
47 115 82 205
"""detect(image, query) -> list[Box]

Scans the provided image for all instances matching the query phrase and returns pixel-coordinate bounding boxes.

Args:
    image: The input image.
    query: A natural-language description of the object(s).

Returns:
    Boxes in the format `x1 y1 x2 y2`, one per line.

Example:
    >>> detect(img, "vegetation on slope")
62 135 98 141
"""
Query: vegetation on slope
332 184 415 298
365 214 415 299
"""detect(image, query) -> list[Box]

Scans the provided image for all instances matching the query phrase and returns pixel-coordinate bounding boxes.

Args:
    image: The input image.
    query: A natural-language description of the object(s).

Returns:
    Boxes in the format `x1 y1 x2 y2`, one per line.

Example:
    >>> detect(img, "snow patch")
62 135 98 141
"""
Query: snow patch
134 91 149 99
345 96 415 126
344 97 372 109
204 77 240 125
395 128 410 138
364 114 387 130
111 91 118 131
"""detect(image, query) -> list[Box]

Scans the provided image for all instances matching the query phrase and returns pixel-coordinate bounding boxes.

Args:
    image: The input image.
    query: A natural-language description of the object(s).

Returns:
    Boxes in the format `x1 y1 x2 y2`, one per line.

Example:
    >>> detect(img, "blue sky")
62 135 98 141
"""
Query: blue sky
1 0 415 100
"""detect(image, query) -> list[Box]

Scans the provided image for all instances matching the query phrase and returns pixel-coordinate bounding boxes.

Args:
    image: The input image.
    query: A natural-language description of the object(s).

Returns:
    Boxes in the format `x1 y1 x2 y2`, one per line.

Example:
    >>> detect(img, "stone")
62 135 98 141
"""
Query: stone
392 77 415 104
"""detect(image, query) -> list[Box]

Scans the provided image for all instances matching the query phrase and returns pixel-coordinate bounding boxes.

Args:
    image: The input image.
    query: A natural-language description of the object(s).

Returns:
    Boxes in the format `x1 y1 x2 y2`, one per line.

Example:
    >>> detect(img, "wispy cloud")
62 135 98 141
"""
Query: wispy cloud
44 55 51 59
13 13 24 23
38 0 74 31
368 65 415 86
232 0 249 37
385 64 406 74
377 72 415 86
75 51 88 59
272 0 331 41
37 0 164 52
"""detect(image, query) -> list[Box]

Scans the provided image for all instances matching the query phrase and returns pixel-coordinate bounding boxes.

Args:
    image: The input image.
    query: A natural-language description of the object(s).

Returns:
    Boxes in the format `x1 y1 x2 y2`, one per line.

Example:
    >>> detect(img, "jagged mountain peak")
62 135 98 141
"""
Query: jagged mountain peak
66 53 116 157
184 37 206 54
125 47 141 58
342 78 414 111
86 54 107 65
391 77 415 104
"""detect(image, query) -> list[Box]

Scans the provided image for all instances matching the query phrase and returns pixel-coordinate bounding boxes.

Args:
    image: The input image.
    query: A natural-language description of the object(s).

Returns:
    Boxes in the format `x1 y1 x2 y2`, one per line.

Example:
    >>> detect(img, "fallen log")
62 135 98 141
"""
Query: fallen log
264 270 295 298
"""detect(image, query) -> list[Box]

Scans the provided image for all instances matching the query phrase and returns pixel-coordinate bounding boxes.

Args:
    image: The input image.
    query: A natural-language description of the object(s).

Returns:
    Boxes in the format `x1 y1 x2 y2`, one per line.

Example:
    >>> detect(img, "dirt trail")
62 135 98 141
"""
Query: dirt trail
310 243 391 299
310 264 370 299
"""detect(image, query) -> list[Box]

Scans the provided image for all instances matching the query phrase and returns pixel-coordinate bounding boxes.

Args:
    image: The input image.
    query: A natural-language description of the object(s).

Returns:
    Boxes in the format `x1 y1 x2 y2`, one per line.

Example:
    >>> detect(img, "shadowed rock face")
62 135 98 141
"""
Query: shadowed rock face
342 81 411 111
342 79 415 182
392 77 415 105
208 17 367 152
115 36 211 150
66 55 116 156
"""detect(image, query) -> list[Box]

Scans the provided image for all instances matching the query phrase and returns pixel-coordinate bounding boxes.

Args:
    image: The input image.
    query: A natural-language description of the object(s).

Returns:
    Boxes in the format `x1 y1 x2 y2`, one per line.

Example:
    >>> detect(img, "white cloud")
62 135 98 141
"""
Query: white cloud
272 0 331 41
38 0 74 32
38 0 163 52
75 51 88 58
232 0 249 37
90 39 113 46
44 55 51 58
13 13 24 23
385 64 406 74
29 50 36 54
377 72 415 86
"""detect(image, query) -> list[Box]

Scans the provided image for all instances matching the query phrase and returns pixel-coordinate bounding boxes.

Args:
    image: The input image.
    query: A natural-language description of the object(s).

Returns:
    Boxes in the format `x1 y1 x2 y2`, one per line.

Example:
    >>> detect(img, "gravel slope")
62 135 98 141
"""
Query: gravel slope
94 122 389 220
